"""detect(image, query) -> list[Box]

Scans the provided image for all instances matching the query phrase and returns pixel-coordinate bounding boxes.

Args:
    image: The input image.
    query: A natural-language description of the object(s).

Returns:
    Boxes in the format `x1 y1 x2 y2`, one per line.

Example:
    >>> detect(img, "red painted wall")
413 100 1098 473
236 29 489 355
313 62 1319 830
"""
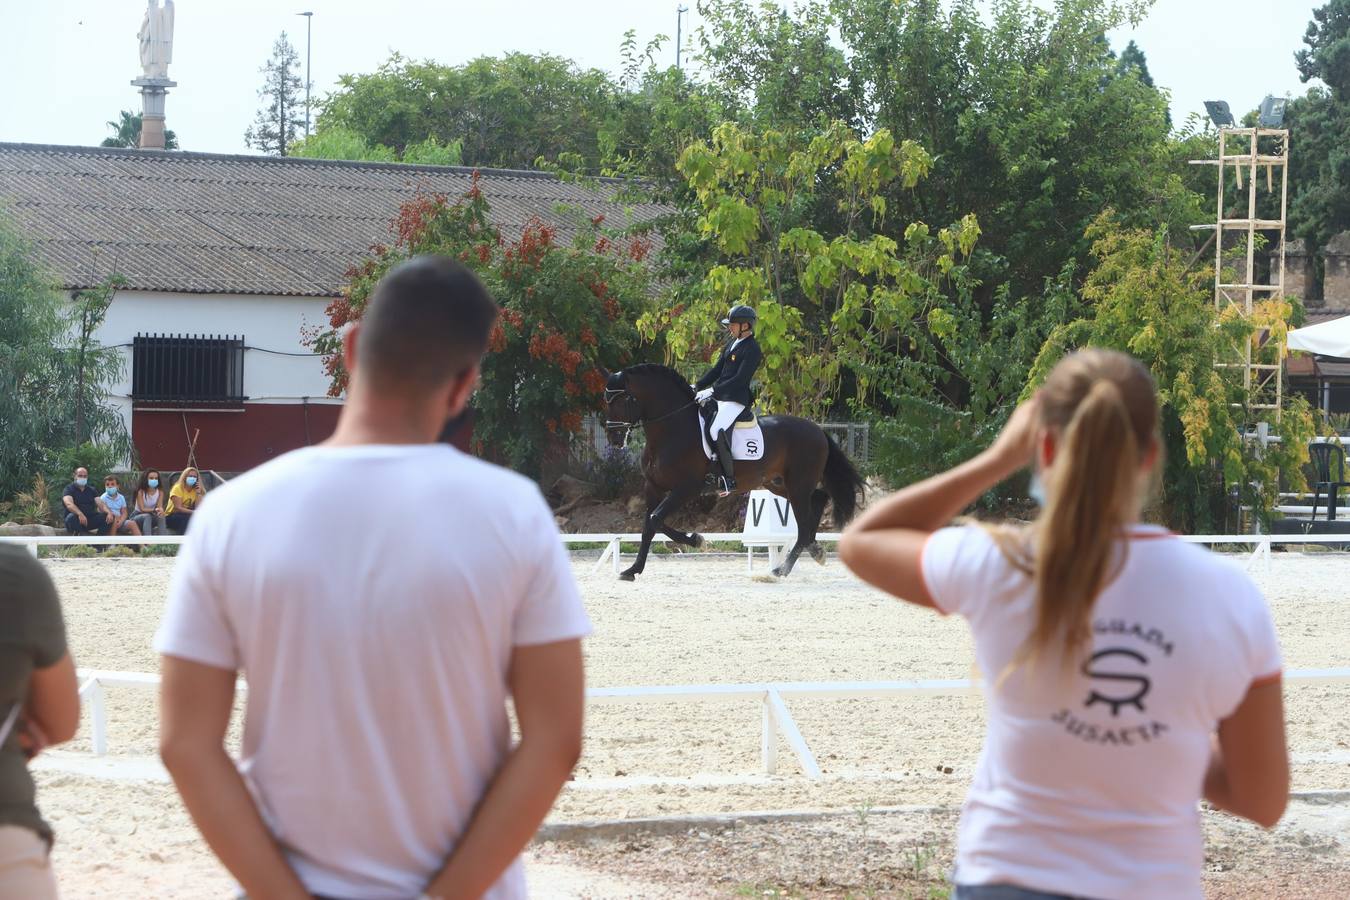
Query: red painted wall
133 403 342 473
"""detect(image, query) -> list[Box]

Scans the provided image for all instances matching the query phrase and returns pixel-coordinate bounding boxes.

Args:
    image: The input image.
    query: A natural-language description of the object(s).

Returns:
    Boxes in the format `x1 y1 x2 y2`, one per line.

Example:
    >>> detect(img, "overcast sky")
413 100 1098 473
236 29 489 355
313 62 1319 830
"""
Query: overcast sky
1 1 1322 155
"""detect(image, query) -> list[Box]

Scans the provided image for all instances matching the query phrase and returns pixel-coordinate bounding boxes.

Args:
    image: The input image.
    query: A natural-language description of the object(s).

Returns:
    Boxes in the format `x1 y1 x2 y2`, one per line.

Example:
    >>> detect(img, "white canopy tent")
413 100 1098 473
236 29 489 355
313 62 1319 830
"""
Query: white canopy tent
1288 315 1350 359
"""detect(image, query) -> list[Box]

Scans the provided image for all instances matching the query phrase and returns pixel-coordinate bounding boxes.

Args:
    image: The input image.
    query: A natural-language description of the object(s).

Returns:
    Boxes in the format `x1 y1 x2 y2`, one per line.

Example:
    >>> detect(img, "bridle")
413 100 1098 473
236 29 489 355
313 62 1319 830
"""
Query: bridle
604 386 699 448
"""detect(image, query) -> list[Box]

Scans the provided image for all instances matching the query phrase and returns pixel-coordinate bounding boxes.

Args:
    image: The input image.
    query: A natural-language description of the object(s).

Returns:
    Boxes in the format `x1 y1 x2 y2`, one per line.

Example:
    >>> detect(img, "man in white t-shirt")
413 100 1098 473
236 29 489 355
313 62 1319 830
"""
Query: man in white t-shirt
156 256 590 900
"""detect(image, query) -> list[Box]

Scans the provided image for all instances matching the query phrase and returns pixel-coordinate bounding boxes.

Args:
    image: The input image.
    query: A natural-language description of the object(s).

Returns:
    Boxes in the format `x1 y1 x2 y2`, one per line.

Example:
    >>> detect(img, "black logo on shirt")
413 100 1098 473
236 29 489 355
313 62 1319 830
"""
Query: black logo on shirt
1049 620 1174 747
1082 648 1151 716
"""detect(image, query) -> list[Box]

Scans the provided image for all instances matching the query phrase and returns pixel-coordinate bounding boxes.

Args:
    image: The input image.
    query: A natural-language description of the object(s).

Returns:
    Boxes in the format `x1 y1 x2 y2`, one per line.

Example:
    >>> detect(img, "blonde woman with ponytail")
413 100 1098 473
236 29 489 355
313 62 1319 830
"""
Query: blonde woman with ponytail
840 349 1288 900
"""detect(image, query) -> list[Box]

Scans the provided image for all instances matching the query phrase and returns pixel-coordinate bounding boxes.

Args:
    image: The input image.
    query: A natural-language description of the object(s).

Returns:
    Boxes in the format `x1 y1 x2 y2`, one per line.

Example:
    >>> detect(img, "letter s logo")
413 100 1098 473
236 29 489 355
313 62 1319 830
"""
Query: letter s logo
746 440 759 454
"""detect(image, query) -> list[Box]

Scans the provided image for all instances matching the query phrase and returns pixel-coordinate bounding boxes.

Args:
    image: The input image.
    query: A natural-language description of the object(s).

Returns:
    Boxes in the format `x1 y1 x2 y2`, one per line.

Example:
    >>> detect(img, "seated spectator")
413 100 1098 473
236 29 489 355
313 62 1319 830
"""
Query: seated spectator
61 467 111 536
0 544 80 899
165 467 206 535
131 470 167 536
97 476 141 539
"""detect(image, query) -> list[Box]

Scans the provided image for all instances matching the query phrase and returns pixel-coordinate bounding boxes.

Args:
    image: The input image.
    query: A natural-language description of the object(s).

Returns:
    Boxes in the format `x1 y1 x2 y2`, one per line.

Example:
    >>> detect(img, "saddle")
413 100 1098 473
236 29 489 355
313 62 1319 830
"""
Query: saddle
698 404 764 462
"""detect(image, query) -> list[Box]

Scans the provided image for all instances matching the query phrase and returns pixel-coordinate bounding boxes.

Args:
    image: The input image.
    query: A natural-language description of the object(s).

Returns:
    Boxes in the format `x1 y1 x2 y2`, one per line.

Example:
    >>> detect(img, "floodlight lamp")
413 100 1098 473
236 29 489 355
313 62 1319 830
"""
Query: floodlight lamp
1204 100 1235 128
1258 95 1287 128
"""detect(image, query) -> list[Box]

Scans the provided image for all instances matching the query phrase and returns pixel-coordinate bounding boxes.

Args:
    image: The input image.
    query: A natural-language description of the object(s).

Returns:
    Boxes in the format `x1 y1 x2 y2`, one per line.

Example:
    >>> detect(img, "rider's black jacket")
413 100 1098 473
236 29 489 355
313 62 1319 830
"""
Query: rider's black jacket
695 335 762 406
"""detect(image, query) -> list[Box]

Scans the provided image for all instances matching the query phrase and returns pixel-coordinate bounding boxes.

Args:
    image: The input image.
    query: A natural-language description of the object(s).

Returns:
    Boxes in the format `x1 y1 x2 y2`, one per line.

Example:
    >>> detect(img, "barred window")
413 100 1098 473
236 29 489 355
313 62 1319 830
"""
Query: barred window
132 334 245 406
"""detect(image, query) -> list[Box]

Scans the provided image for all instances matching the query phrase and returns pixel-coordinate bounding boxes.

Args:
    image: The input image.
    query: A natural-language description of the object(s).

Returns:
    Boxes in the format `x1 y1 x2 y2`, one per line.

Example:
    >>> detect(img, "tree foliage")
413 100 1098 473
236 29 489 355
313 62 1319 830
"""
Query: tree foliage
1288 0 1350 253
101 110 179 150
245 32 305 156
0 216 129 505
1026 216 1314 531
289 127 463 166
308 183 654 477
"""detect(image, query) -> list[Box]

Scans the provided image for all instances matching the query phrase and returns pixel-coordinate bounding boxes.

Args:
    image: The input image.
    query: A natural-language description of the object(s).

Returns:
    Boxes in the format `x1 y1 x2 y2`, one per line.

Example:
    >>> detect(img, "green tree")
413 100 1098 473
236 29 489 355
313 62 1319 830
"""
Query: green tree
318 53 617 171
101 110 179 150
1288 0 1350 253
289 126 463 166
1025 215 1314 531
308 182 654 477
245 32 304 156
649 120 981 419
0 216 129 505
694 0 1190 299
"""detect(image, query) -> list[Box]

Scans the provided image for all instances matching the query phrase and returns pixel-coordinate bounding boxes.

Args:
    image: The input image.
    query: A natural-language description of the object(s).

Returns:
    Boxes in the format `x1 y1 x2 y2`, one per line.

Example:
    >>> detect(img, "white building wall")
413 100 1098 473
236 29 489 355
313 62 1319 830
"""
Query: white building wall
94 290 342 438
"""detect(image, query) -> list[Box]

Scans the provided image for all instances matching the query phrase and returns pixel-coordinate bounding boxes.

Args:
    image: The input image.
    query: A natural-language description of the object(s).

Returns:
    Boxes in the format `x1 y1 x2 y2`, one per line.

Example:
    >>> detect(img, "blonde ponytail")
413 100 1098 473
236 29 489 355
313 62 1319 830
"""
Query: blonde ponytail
995 350 1159 676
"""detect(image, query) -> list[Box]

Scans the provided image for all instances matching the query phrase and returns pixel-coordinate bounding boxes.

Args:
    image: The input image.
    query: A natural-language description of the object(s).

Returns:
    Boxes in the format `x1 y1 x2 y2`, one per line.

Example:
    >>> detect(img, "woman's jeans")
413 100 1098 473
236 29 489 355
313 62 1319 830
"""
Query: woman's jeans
954 886 1083 900
132 513 165 536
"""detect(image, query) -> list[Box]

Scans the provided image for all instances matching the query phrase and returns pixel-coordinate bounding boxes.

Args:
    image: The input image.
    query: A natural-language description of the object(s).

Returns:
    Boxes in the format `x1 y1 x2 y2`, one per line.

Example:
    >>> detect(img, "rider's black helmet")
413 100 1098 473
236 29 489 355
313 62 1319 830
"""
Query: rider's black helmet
721 305 757 326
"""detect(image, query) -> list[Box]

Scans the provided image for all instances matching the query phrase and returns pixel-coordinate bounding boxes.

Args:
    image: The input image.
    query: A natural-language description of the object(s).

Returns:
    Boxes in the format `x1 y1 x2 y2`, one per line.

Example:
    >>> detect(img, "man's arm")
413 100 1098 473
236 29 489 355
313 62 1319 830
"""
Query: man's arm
61 492 79 516
423 639 585 899
159 656 310 900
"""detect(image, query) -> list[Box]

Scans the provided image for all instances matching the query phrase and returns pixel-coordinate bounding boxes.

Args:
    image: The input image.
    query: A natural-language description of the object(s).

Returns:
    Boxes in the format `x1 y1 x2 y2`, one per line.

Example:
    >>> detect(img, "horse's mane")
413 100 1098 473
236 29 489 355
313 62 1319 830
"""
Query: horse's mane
623 363 694 399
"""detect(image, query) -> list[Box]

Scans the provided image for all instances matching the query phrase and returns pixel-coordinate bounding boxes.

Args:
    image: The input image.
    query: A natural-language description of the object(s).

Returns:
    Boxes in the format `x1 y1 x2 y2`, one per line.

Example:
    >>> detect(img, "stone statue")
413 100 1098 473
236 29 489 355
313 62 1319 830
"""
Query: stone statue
137 0 175 80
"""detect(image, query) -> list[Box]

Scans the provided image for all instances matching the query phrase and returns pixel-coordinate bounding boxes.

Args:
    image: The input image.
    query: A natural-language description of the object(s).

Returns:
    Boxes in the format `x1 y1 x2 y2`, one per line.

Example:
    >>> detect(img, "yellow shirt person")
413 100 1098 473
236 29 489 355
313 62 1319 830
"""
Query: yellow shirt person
165 467 206 534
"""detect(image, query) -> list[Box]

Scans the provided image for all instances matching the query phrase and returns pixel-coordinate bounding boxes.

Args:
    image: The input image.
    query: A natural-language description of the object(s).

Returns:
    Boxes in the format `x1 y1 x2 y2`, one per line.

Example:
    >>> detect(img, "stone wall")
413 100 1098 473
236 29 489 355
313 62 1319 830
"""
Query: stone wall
1325 233 1350 307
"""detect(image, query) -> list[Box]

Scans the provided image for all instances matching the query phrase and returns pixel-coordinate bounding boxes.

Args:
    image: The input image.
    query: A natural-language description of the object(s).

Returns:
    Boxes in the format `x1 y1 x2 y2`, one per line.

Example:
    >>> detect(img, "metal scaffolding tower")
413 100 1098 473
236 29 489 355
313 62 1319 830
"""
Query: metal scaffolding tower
1190 126 1290 421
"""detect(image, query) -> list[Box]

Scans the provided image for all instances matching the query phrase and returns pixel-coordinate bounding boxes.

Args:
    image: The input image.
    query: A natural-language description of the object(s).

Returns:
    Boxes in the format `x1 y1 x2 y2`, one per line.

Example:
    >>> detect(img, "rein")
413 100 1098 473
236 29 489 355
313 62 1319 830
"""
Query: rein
604 389 699 433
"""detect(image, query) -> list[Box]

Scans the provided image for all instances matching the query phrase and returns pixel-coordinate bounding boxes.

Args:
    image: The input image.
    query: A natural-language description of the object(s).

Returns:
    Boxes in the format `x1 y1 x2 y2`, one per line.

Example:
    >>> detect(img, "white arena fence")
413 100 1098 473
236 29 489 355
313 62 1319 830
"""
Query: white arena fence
9 531 1350 575
74 668 1350 779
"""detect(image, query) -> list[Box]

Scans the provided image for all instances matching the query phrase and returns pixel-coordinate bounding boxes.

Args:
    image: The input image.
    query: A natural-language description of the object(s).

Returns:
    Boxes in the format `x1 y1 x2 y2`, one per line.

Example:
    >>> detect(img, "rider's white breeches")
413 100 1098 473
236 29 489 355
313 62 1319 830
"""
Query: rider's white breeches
710 400 746 438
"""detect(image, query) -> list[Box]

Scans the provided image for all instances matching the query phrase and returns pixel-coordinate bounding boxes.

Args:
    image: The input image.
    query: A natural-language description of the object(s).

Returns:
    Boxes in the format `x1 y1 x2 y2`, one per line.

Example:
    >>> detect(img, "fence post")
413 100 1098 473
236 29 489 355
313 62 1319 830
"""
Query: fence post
761 691 778 775
89 680 108 756
24 541 38 559
765 687 822 780
610 537 621 574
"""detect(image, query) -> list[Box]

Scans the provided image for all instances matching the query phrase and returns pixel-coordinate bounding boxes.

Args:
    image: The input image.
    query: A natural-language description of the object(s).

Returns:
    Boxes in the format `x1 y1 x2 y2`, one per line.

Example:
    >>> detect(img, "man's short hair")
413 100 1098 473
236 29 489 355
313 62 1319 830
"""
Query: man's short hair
356 256 499 390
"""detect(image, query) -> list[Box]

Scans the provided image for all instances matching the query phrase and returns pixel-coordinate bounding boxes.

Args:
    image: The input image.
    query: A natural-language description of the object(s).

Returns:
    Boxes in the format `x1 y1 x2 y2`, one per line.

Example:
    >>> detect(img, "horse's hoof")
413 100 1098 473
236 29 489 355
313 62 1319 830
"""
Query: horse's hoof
810 544 827 565
771 564 790 578
618 570 637 582
691 533 705 549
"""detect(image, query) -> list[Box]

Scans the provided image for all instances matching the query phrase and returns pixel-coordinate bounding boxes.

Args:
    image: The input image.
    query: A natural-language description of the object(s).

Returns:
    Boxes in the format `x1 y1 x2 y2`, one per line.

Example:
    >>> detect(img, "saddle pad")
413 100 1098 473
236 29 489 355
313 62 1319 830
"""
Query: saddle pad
701 419 766 461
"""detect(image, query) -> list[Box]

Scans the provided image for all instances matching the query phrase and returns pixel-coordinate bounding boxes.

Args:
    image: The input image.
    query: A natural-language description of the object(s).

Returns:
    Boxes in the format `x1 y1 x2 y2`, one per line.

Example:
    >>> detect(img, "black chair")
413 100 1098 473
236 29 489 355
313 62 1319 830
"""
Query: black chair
1308 442 1350 521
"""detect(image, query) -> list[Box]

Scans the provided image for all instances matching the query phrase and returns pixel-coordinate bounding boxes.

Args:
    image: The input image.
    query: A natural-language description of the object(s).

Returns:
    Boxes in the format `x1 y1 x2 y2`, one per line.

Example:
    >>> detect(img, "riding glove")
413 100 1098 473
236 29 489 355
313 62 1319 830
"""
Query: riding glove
695 388 715 405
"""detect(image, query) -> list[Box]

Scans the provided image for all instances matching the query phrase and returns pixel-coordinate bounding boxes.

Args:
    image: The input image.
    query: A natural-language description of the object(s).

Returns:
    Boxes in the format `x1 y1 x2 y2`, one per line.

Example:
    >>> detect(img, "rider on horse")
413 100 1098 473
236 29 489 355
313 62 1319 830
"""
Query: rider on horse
693 304 762 496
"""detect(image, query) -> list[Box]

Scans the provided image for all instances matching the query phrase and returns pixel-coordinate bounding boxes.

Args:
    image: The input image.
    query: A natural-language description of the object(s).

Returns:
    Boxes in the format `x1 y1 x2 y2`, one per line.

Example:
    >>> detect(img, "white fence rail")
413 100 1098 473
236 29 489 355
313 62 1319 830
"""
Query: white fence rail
74 668 1350 779
10 531 1350 576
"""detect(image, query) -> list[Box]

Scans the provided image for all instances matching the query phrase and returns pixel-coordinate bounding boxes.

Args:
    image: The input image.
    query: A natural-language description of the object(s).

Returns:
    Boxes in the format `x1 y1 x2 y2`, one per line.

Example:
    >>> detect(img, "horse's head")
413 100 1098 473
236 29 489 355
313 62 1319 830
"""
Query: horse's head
602 368 641 449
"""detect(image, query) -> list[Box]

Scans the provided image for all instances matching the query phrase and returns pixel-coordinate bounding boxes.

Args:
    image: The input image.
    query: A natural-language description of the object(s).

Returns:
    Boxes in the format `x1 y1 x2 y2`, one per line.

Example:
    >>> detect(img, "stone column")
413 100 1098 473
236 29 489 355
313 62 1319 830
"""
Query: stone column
1282 239 1316 307
1325 232 1350 308
130 77 176 150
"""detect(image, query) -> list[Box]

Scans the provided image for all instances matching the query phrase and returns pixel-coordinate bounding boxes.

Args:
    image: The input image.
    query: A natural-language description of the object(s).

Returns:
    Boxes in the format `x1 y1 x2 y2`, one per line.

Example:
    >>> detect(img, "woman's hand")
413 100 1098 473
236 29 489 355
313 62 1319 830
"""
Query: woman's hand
987 393 1041 473
18 718 49 761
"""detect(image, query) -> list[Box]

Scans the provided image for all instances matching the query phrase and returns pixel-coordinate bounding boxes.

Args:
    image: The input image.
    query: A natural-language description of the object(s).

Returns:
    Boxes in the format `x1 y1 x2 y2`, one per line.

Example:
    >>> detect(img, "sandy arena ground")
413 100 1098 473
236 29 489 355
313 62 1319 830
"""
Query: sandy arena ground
30 551 1350 896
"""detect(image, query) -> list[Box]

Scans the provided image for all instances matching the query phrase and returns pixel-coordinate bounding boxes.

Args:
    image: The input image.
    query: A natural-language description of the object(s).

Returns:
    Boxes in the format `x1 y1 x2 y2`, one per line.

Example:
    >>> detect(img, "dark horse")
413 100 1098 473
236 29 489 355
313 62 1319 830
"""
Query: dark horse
602 364 866 580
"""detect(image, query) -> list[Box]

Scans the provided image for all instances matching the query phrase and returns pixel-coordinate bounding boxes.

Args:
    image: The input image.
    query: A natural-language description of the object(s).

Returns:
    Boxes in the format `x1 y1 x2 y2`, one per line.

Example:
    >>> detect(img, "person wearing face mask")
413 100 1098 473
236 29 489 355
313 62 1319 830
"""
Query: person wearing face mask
840 349 1288 900
60 467 112 537
165 467 206 535
131 470 168 537
96 475 141 539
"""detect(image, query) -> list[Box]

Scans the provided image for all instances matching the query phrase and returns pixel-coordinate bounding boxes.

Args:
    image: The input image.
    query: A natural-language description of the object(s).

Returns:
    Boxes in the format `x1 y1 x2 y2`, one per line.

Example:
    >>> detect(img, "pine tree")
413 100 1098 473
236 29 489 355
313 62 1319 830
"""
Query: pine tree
244 32 303 156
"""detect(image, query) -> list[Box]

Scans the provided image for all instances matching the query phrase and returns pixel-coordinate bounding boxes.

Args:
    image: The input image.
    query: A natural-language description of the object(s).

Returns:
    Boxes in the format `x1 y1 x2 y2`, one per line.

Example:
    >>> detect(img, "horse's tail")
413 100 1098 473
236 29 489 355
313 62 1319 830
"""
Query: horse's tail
822 433 866 527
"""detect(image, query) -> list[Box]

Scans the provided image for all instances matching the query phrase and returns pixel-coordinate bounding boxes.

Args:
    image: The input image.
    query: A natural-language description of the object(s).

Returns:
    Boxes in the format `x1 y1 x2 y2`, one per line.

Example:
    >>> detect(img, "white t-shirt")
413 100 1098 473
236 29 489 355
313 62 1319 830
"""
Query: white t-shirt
154 444 591 900
922 524 1281 900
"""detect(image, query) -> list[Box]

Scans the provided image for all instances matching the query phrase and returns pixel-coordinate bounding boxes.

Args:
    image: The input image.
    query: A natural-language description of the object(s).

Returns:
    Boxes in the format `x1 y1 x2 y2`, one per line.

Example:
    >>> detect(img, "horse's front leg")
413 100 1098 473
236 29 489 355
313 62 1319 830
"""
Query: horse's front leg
643 482 703 549
620 482 699 580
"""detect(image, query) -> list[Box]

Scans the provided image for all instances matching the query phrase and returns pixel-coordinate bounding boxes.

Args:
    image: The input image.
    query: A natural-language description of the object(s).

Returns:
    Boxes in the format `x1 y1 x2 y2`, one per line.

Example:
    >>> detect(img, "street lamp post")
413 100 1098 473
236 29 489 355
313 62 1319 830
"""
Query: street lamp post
676 5 688 70
298 11 313 137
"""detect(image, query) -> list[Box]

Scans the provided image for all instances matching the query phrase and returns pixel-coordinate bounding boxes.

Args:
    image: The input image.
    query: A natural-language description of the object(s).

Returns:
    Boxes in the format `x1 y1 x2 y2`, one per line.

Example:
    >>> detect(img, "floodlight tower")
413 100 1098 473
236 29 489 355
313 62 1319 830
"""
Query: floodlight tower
1190 96 1291 423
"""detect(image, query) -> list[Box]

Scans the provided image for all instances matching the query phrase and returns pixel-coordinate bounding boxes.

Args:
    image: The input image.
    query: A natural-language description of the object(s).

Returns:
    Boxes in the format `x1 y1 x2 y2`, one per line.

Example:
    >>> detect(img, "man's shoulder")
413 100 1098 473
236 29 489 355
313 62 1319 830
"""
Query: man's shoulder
440 450 545 502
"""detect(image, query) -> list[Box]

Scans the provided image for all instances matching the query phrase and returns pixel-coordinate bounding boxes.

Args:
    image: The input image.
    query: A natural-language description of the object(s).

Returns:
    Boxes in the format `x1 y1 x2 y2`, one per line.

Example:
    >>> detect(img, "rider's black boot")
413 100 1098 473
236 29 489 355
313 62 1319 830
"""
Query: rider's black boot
715 430 737 497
